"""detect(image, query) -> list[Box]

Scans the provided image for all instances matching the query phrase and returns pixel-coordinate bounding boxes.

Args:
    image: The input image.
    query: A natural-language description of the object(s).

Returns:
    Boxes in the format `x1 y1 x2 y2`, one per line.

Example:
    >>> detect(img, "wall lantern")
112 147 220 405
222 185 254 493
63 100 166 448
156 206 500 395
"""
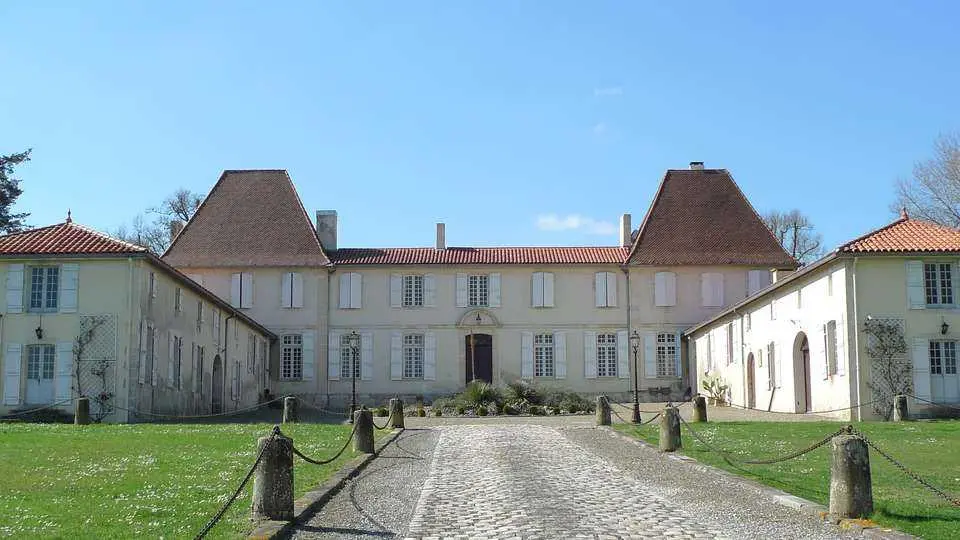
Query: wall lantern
35 327 44 340
942 320 950 335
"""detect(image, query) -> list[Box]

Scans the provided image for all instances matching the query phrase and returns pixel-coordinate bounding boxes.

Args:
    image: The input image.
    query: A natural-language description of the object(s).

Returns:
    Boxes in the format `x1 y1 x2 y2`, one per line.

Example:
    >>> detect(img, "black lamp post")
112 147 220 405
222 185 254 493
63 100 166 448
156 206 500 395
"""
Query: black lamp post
347 331 360 421
630 330 642 424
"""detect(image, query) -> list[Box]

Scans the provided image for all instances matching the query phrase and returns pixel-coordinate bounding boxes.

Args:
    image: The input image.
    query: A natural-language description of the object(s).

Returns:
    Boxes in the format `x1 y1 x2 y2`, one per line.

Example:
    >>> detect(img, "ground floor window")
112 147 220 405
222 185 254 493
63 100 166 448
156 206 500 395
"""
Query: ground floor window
281 335 303 380
27 345 55 381
403 334 424 379
340 334 361 379
596 333 617 377
534 333 554 377
656 333 677 377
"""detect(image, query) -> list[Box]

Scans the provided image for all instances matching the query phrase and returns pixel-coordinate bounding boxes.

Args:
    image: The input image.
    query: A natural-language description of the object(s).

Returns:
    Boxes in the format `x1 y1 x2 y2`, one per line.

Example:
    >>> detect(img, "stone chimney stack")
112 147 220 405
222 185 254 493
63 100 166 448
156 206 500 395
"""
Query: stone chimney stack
436 223 446 250
690 161 705 170
619 214 632 247
316 210 338 252
169 220 184 243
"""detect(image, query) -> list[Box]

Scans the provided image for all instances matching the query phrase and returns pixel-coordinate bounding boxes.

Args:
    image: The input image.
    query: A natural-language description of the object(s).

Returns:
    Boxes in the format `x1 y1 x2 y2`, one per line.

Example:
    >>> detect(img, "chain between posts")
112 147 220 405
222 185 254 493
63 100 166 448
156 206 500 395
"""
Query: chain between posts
0 398 74 418
97 395 287 420
678 416 845 466
292 421 361 466
371 415 391 430
722 399 880 415
906 394 960 412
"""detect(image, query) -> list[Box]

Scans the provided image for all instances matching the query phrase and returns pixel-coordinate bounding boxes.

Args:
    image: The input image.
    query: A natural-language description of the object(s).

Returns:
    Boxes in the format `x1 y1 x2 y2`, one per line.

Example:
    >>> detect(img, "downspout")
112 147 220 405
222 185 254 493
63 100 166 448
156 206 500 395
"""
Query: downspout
851 257 863 421
326 266 336 407
734 307 746 408
622 265 632 397
224 313 235 411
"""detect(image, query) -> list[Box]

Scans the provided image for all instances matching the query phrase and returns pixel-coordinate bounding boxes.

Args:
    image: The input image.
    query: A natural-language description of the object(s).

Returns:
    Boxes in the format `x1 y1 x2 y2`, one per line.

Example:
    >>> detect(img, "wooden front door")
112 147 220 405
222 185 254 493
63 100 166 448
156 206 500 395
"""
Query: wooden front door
465 334 493 384
746 353 756 409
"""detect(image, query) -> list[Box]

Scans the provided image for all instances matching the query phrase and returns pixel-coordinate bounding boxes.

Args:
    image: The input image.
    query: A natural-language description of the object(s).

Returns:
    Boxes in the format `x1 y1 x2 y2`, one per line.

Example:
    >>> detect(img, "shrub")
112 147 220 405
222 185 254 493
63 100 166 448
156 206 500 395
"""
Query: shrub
477 406 488 416
417 407 426 417
460 380 502 408
505 380 543 405
374 407 389 417
487 402 500 415
565 402 581 414
455 405 466 415
529 405 545 416
503 404 519 415
549 405 561 415
433 408 442 417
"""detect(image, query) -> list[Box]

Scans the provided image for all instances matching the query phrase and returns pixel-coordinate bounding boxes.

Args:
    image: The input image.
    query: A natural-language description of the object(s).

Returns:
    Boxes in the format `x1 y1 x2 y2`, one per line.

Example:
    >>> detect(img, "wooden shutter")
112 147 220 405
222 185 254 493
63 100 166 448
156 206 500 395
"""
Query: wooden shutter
3 343 21 405
151 325 159 386
292 273 304 308
819 324 829 380
543 272 555 308
168 332 176 387
350 273 362 309
674 332 683 377
390 332 403 380
767 342 775 390
424 274 436 307
390 274 402 308
594 273 606 307
911 337 931 401
241 273 254 308
301 331 315 381
654 272 667 307
339 273 351 309
531 273 544 307
644 333 657 377
327 331 340 380
424 332 436 381
138 320 146 384
713 274 724 306
60 264 79 313
5 264 23 314
606 273 618 308
554 331 566 379
520 332 534 378
906 261 926 309
774 342 783 388
489 273 501 307
584 331 597 378
617 330 629 378
281 272 293 308
732 320 742 364
361 332 373 381
455 274 468 307
230 273 242 307
835 316 846 376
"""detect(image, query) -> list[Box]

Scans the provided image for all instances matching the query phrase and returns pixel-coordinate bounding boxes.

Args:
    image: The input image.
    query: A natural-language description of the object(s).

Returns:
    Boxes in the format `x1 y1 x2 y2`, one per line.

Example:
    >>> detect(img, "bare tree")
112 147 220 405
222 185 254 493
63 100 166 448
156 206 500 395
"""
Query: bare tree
763 209 824 264
894 133 960 227
112 188 202 254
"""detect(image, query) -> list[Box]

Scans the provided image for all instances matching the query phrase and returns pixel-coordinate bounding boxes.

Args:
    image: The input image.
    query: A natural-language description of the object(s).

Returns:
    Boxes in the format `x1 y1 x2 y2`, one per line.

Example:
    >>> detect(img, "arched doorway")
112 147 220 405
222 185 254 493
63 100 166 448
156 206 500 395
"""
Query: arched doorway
792 333 811 413
212 355 224 414
465 334 493 384
746 352 756 409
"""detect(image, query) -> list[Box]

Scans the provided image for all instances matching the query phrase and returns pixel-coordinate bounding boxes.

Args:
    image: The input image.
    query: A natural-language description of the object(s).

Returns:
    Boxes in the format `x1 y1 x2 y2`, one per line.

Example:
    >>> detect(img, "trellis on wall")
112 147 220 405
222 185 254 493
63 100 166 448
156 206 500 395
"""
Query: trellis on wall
74 314 118 422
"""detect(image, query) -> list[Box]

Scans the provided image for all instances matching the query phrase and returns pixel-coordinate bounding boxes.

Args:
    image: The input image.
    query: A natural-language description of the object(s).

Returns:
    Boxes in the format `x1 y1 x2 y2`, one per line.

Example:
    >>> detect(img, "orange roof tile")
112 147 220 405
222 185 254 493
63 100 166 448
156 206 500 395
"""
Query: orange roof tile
0 221 146 256
331 246 630 265
840 216 960 253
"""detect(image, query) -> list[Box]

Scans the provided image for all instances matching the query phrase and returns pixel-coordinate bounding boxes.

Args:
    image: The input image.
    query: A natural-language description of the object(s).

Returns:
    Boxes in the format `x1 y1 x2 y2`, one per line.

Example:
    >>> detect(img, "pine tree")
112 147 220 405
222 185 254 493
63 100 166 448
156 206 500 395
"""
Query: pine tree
0 149 31 233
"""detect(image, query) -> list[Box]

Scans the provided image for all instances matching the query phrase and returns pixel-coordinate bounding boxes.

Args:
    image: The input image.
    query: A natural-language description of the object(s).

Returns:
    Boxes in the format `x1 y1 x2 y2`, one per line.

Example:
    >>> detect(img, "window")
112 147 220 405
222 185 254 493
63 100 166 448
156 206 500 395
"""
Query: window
149 271 157 299
173 336 183 389
656 333 678 377
827 273 834 296
247 334 256 373
280 335 303 380
175 287 183 314
192 343 204 394
534 333 554 377
339 272 362 309
744 313 752 332
403 275 424 307
259 339 268 388
701 273 723 307
402 334 424 379
747 270 769 296
767 342 776 389
231 272 254 308
596 333 618 377
340 334 361 379
826 321 838 375
26 345 55 383
29 267 59 311
930 340 957 375
145 324 155 386
770 300 777 320
595 272 617 308
654 272 676 307
924 263 954 306
196 301 204 333
796 289 803 309
213 310 221 340
281 272 303 309
531 272 555 308
468 275 489 307
726 323 734 365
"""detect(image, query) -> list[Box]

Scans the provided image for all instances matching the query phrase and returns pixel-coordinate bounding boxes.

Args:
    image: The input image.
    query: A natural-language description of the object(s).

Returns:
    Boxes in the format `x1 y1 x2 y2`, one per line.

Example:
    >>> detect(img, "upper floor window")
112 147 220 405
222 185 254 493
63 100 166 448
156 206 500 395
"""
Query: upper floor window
196 301 204 333
531 272 555 308
175 287 183 314
339 272 362 309
149 271 157 299
281 272 304 309
403 275 424 307
701 273 724 307
747 269 770 297
595 272 617 308
656 333 678 378
469 275 489 307
925 263 953 306
654 272 676 307
29 267 59 312
230 272 254 309
725 323 734 365
534 333 554 377
596 333 618 377
280 334 303 380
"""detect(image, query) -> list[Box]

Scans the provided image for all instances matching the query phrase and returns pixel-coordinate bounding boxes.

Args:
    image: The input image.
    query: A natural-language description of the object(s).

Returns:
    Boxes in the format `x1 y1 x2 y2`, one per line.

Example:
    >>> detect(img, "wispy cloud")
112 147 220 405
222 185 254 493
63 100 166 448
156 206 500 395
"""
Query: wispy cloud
592 122 608 136
594 86 623 97
536 214 617 235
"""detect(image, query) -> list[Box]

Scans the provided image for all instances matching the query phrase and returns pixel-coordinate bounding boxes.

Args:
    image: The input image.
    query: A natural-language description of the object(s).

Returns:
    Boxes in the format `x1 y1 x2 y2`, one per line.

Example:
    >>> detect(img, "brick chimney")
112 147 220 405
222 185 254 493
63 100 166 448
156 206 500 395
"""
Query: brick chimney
690 161 705 170
619 213 632 247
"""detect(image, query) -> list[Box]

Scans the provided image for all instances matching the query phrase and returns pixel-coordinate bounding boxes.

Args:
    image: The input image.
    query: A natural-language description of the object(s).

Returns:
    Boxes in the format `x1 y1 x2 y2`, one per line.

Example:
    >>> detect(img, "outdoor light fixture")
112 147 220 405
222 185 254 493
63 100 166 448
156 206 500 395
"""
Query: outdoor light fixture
347 331 360 421
629 330 642 424
35 327 44 340
941 320 950 335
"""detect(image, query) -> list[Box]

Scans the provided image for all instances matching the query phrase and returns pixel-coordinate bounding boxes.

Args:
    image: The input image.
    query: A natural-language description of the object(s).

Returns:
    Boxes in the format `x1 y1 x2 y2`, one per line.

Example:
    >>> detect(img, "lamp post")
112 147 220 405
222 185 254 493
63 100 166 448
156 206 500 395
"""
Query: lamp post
347 331 360 421
630 330 642 424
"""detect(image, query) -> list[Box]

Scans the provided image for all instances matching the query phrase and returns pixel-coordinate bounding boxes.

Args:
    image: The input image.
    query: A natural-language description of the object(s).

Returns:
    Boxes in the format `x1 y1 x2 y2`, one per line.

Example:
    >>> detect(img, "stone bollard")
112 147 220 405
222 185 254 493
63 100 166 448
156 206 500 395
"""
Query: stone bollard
388 398 405 429
282 396 299 424
692 395 708 423
251 427 294 521
595 395 611 426
659 406 682 452
892 395 909 422
74 397 90 425
353 407 375 454
829 431 874 519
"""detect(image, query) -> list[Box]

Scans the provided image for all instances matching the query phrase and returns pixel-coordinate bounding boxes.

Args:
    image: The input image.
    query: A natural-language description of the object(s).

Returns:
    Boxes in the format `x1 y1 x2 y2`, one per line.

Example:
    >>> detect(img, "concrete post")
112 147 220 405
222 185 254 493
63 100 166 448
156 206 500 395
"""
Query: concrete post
74 397 90 425
389 398 405 429
353 408 375 454
595 395 611 426
829 433 874 519
692 396 708 423
659 406 682 452
282 396 299 424
251 427 294 521
892 395 909 422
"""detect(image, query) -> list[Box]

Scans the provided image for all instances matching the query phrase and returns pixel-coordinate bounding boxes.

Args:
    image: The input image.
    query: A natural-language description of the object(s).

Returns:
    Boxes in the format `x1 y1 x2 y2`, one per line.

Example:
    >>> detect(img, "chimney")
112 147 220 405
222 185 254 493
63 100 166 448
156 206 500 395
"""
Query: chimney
316 210 338 252
619 213 632 247
690 161 705 170
169 220 184 243
436 223 446 250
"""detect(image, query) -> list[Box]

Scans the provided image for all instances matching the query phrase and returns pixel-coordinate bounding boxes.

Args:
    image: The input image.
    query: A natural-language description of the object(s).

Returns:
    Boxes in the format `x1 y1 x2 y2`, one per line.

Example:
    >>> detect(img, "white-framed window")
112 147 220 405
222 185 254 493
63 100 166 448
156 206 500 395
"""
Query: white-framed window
826 320 838 375
175 287 183 314
534 333 554 377
468 275 489 307
280 335 303 380
231 272 254 308
596 333 618 377
726 323 734 365
196 301 204 333
654 271 676 307
595 272 617 308
924 263 954 306
403 275 424 307
656 333 678 378
767 341 777 389
339 272 362 309
173 335 183 390
28 266 59 312
340 334 361 379
26 344 55 385
744 312 752 332
402 334 424 379
531 272 555 308
281 272 303 309
930 340 957 375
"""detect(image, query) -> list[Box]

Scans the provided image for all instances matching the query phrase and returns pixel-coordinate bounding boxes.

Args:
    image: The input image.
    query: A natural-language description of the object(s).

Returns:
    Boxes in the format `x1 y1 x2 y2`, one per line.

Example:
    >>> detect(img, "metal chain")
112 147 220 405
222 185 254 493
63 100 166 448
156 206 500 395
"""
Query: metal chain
294 398 351 417
609 405 631 424
722 399 879 415
371 415 391 430
292 421 360 466
98 395 287 420
641 412 661 425
678 416 843 466
905 394 960 412
1 398 74 418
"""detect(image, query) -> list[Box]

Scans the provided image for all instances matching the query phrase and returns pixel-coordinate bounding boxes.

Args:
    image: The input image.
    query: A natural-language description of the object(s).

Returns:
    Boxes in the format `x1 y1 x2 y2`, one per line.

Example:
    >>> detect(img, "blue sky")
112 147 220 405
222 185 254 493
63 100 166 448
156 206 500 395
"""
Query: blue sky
2 1 958 250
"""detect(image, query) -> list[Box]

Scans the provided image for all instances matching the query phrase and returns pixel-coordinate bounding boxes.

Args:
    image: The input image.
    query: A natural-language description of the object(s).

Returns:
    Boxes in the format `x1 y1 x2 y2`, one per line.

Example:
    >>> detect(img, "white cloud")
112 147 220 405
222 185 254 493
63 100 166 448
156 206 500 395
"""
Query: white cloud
594 86 623 97
536 214 617 235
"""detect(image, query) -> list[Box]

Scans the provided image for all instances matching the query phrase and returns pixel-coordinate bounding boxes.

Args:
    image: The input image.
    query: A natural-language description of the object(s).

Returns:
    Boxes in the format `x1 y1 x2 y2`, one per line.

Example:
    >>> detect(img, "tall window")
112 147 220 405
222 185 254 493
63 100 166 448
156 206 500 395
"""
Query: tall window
173 336 183 389
247 334 256 373
145 325 155 386
29 267 59 311
924 263 954 305
175 287 183 314
26 345 55 383
402 334 424 379
930 340 957 375
468 275 489 307
281 335 303 380
767 342 776 389
340 334 361 379
656 333 678 377
826 321 838 375
726 323 734 365
534 333 554 377
403 275 424 307
596 333 618 377
196 301 204 334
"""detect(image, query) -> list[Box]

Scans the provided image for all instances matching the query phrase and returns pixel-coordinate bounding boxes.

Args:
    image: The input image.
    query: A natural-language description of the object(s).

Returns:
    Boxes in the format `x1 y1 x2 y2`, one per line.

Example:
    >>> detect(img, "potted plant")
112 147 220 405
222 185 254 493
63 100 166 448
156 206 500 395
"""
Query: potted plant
701 372 730 406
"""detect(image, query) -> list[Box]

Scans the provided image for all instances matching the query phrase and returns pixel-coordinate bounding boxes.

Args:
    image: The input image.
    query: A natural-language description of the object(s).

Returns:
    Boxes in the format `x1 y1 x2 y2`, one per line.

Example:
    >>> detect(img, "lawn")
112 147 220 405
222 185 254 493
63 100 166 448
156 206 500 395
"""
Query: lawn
0 422 366 539
614 420 960 539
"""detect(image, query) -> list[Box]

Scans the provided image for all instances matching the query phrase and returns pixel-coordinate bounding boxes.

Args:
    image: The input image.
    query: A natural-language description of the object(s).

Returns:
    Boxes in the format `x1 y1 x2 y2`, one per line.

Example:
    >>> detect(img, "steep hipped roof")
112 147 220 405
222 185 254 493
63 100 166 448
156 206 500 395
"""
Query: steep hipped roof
627 168 797 268
331 246 629 265
0 220 146 256
163 170 331 268
839 214 960 253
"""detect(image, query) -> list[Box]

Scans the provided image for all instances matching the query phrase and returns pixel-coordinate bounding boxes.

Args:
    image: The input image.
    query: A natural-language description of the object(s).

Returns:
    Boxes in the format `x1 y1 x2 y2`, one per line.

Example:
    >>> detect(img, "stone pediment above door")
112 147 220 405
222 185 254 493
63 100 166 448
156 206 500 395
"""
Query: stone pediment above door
457 309 501 328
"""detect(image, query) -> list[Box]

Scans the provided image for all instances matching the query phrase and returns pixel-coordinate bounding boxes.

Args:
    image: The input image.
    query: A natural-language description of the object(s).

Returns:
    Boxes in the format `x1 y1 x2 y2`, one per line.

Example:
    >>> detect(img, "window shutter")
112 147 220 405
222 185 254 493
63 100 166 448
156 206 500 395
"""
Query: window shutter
774 342 783 388
151 326 159 386
701 274 711 307
606 273 618 308
390 332 403 380
424 332 437 381
543 272 555 308
767 343 775 390
281 273 293 308
3 343 21 405
584 331 597 378
906 261 925 310
674 332 683 377
520 331 534 378
617 330 629 378
644 333 657 378
361 332 373 381
666 272 677 307
553 331 566 379
327 331 341 380
654 272 667 307
911 337 931 401
230 273 242 307
835 317 846 376
138 320 146 384
241 273 254 308
455 274 468 307
531 273 544 308
594 273 606 307
424 274 436 307
718 327 728 366
350 273 362 309
819 324 829 380
168 332 176 388
714 274 724 306
339 273 351 309
292 273 304 308
390 274 402 308
732 320 742 364
5 264 23 314
191 344 199 393
489 273 501 307
60 264 79 313
301 331 315 381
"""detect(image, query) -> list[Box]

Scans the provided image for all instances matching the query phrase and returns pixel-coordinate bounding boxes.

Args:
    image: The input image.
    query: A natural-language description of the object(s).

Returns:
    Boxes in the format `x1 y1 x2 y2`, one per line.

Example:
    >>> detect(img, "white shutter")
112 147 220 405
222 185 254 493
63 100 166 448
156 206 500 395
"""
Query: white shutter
911 337 931 401
702 273 723 307
584 331 597 378
819 324 829 380
361 332 373 381
554 331 566 379
520 331 534 378
489 273 501 307
617 330 629 378
281 273 293 308
674 332 683 377
241 273 254 308
719 326 729 366
60 264 79 313
455 274 468 307
654 272 668 307
424 274 436 307
424 332 436 381
714 274 724 306
665 272 677 307
3 343 21 405
390 274 402 308
339 273 351 309
350 273 362 309
767 343 775 390
5 264 23 314
748 270 767 296
644 333 657 377
701 274 711 307
732 320 742 364
390 332 403 380
836 317 846 376
292 273 304 308
595 273 606 307
606 273 618 308
531 273 544 308
151 326 159 386
230 273 242 307
774 342 783 388
138 320 146 384
301 331 315 381
168 332 175 387
327 331 341 380
543 272 555 308
906 261 926 310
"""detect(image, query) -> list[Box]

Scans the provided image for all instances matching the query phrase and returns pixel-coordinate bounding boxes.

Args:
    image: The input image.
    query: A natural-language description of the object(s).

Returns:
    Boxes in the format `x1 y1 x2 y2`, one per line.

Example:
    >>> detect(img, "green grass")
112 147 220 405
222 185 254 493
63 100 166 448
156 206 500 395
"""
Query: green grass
0 422 366 539
615 420 960 539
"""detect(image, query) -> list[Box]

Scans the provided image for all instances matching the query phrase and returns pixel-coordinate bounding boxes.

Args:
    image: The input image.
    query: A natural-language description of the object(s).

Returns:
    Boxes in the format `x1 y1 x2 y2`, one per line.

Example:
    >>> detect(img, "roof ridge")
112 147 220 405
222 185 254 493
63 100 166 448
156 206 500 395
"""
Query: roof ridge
280 170 331 264
625 169 670 263
68 222 148 252
337 245 627 251
837 215 910 252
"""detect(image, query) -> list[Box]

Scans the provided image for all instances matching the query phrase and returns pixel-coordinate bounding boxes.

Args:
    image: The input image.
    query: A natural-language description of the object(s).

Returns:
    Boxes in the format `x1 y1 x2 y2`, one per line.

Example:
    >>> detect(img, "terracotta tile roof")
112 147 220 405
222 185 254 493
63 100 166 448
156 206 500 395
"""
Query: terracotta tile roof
0 221 147 255
840 215 960 253
331 246 630 265
627 168 797 267
163 170 331 268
